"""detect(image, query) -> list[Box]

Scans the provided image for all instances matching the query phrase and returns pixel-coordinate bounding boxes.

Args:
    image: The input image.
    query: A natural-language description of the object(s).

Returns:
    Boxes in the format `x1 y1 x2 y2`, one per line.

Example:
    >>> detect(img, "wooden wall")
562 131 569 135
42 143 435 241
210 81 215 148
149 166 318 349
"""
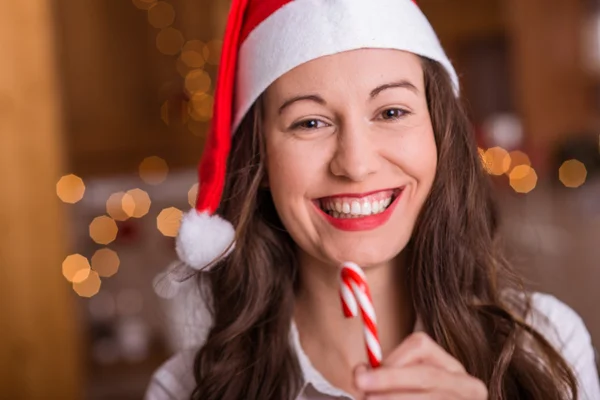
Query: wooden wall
0 1 83 398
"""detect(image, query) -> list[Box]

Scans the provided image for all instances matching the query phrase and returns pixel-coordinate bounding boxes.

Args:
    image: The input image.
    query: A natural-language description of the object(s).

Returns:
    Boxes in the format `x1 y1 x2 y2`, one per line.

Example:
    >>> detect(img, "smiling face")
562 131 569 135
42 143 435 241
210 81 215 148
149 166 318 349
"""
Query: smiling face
262 49 437 269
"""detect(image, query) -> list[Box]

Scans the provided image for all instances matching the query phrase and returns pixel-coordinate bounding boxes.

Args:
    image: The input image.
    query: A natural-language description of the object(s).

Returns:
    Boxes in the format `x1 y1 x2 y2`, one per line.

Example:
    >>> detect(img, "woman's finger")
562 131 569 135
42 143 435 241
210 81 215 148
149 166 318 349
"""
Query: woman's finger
384 332 466 373
355 364 488 399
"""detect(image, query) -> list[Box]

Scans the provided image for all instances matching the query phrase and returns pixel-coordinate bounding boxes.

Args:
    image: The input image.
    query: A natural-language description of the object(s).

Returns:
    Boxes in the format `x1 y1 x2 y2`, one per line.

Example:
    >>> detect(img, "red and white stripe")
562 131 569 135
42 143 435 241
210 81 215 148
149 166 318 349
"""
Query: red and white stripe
339 261 382 368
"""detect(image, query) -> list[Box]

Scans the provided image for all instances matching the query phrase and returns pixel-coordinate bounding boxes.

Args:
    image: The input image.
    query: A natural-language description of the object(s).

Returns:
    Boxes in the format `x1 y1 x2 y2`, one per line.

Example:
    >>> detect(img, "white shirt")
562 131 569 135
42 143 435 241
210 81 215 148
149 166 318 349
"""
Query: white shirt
144 292 600 399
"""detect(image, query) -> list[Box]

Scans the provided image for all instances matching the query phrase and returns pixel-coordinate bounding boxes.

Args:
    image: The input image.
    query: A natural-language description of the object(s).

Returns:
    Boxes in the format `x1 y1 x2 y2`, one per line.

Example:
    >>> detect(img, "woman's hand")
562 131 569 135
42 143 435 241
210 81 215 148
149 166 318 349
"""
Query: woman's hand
354 332 488 400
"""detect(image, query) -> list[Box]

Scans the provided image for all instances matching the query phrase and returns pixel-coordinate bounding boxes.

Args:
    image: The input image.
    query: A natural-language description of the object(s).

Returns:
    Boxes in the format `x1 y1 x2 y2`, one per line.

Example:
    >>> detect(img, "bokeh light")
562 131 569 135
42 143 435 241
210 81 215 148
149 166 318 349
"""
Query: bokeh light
89 216 119 245
188 183 198 208
125 188 151 218
187 120 207 136
147 1 175 29
56 174 86 204
203 40 222 65
139 156 169 185
185 69 211 95
559 159 587 188
181 40 206 68
91 248 120 278
73 270 102 298
483 147 511 176
156 27 184 55
106 192 132 221
62 254 91 283
157 207 183 237
509 165 538 193
188 93 214 121
132 0 157 10
506 150 531 174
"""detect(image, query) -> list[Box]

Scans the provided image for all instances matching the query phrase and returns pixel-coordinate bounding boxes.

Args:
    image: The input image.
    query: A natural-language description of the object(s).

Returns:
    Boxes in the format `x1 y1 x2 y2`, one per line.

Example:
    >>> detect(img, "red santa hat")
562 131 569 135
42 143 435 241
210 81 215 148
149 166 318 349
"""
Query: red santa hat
176 0 459 271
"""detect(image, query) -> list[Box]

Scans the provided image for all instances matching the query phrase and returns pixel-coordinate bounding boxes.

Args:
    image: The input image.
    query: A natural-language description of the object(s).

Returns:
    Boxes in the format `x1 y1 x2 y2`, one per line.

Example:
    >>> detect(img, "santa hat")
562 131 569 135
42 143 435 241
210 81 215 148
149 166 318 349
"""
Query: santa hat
176 0 459 271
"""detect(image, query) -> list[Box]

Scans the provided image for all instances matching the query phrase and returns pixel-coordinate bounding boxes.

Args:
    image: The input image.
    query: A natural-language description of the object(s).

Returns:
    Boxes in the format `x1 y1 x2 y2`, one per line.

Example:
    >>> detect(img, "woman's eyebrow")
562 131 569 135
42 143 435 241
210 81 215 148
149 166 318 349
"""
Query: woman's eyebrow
278 94 326 115
370 80 419 98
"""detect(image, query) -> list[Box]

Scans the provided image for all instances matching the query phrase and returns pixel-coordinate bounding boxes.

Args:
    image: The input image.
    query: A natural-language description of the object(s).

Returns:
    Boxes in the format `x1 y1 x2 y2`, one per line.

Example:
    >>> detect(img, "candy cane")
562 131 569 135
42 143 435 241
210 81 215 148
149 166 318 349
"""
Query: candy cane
339 261 382 368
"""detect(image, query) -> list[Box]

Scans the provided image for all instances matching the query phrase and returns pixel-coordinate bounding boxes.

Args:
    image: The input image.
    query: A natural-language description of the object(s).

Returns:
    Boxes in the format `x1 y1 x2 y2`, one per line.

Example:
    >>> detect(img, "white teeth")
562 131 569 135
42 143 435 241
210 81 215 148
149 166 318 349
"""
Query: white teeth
361 201 371 215
322 195 395 218
372 200 380 214
342 202 351 214
350 201 361 215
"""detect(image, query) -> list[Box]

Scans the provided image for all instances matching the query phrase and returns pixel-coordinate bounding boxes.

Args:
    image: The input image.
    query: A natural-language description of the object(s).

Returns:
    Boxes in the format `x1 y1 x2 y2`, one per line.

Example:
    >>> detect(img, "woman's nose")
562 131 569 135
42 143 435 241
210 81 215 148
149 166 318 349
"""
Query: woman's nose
329 123 380 182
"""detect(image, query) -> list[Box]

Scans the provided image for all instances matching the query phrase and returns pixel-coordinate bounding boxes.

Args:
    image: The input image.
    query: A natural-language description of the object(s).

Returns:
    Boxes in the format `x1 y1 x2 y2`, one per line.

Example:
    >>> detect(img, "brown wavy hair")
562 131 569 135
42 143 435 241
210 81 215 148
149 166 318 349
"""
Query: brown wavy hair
190 58 577 400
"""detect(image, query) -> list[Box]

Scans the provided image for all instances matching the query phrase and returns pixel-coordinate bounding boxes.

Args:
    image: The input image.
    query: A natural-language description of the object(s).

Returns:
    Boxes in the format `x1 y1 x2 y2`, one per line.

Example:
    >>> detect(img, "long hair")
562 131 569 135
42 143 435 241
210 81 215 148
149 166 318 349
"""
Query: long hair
190 58 577 400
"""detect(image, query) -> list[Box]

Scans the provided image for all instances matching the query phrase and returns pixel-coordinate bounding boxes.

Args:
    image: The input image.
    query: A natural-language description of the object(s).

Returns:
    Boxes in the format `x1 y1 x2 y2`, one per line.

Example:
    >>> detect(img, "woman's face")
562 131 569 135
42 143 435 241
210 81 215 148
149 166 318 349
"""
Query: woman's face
262 49 437 269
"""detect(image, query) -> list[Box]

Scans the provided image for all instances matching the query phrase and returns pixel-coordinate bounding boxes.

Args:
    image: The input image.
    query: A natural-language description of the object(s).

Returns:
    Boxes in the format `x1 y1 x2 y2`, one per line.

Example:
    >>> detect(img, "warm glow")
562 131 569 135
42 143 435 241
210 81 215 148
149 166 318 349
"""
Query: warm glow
188 93 214 121
156 27 184 55
506 150 531 174
139 156 169 185
185 69 211 95
147 1 175 29
509 165 538 193
161 100 169 125
132 0 157 10
106 192 131 221
203 40 222 65
483 147 511 175
181 40 206 68
188 183 198 208
91 248 120 278
157 207 183 237
187 120 206 137
89 216 119 245
559 159 587 188
73 270 102 298
62 254 91 283
126 188 151 218
56 174 85 204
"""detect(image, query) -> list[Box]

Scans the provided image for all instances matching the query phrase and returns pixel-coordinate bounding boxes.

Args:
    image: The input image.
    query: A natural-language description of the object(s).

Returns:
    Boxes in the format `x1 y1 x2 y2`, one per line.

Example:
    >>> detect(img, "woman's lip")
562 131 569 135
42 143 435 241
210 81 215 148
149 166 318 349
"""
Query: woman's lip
314 189 404 232
316 187 402 201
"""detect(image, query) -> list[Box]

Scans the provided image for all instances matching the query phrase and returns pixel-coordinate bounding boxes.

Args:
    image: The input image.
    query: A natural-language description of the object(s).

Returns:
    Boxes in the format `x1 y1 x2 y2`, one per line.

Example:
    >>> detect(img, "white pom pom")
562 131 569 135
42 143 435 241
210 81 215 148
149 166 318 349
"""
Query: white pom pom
176 210 235 270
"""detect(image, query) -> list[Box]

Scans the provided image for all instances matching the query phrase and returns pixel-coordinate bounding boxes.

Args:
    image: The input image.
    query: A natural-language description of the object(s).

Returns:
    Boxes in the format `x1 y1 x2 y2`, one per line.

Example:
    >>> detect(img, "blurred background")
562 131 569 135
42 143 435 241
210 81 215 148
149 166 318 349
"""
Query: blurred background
1 0 599 398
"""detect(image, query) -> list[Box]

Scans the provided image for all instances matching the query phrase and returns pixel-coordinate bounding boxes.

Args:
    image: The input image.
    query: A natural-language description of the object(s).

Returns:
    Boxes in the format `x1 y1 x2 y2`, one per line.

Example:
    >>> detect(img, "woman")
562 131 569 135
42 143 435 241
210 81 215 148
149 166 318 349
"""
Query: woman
146 0 600 399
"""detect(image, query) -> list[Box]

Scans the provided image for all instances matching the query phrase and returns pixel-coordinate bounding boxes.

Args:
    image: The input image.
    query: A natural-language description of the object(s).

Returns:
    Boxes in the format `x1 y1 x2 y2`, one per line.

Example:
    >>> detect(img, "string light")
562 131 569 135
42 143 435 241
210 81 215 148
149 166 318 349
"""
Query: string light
506 150 531 174
157 207 183 237
56 174 85 204
62 254 91 283
156 27 185 55
89 216 119 245
106 192 132 221
126 188 151 218
73 270 102 298
181 40 206 68
483 147 511 176
147 1 175 29
92 248 120 278
559 159 587 188
509 165 538 193
139 156 169 185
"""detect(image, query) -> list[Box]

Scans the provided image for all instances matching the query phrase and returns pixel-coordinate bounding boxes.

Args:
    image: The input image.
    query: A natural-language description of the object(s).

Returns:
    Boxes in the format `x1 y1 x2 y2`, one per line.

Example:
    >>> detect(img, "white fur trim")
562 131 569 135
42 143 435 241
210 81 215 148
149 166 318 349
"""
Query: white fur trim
176 210 235 270
233 0 459 132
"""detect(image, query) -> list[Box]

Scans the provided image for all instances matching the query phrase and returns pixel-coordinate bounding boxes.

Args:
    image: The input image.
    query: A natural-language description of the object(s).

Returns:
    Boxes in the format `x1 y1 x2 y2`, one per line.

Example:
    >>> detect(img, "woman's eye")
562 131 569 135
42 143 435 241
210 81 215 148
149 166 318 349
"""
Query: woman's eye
292 119 327 130
380 108 409 120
